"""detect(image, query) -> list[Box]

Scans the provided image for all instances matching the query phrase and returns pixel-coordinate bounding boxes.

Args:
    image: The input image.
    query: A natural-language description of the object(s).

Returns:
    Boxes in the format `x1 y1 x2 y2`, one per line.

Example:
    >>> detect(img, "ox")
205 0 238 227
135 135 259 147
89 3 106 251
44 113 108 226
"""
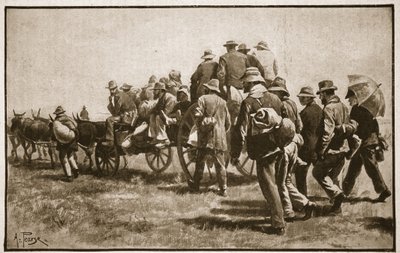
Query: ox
11 110 56 168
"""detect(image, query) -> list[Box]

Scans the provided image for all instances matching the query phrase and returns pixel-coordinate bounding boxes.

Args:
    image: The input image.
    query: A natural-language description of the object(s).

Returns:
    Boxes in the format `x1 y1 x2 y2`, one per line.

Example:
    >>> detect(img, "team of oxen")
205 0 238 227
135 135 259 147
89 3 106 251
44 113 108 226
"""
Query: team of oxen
8 109 106 170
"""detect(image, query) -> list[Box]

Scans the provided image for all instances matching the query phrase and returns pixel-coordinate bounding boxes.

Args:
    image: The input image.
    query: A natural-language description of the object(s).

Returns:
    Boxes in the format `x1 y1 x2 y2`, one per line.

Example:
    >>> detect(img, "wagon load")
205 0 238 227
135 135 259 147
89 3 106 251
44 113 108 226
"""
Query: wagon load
53 120 76 144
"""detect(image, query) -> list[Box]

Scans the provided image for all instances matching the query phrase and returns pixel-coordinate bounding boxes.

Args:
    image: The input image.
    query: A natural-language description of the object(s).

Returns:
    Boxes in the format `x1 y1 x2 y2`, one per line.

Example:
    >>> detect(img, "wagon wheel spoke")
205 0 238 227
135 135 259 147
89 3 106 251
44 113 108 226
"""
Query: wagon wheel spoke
207 165 213 179
102 160 108 172
160 152 169 160
185 160 194 168
156 155 160 169
109 157 115 163
150 154 157 164
250 160 255 175
241 156 250 168
159 154 166 165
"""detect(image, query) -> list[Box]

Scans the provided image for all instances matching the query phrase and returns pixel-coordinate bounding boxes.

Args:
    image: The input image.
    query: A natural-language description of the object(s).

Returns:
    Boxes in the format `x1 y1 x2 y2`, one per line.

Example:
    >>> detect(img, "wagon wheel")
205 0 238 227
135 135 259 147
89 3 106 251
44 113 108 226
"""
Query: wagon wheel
177 103 217 186
145 146 172 173
234 153 256 178
122 156 128 169
95 143 120 176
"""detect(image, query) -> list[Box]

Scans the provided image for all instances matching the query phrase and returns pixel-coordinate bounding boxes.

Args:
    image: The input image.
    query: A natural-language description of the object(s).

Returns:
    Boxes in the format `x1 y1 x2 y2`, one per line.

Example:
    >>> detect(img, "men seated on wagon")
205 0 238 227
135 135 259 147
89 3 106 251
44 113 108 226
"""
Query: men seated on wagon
148 82 177 148
103 80 137 146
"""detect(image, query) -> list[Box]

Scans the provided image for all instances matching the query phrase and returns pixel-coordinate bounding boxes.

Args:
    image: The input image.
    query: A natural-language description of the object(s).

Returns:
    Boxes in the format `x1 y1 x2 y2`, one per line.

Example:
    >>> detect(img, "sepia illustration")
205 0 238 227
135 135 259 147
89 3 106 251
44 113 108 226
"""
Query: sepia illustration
5 5 394 250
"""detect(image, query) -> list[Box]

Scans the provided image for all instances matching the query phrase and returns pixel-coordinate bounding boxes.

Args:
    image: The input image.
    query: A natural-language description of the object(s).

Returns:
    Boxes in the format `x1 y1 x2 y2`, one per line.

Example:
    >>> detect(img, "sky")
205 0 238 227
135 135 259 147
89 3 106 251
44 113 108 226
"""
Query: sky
6 7 393 121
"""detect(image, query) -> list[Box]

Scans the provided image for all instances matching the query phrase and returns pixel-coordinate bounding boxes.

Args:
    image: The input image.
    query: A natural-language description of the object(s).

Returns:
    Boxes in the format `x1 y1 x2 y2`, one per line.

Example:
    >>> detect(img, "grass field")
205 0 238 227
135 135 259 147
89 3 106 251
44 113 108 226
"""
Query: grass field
5 124 394 250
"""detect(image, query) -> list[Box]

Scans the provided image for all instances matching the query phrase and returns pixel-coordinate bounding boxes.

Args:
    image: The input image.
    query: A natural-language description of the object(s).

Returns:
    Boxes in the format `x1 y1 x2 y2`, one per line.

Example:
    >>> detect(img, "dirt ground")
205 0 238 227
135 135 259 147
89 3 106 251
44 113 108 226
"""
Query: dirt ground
5 134 394 250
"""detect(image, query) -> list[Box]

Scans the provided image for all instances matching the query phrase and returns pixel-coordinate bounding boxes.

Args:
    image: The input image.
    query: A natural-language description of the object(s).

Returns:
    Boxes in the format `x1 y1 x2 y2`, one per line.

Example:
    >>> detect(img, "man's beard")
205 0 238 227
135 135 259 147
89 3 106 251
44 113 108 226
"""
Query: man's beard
321 97 327 105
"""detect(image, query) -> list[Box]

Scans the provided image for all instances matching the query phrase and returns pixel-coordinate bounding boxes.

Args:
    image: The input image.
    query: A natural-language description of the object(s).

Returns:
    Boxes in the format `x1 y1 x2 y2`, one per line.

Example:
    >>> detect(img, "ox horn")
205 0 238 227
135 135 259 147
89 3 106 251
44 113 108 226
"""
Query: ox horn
37 108 41 118
48 114 54 122
72 113 77 121
31 109 35 119
13 109 16 116
77 113 82 122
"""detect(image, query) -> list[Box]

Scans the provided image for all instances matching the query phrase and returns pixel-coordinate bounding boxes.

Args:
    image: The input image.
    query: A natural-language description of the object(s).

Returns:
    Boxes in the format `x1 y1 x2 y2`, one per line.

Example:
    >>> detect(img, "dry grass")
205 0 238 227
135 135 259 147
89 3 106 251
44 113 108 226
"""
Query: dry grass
5 122 394 250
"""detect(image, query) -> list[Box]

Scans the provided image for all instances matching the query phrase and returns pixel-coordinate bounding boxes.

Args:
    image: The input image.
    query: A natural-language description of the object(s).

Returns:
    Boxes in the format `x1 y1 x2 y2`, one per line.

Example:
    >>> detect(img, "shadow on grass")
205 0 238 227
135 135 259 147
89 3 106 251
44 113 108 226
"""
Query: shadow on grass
111 168 182 185
178 215 270 233
157 184 193 195
356 217 394 235
307 195 330 202
344 196 377 204
35 173 66 182
8 158 57 170
226 172 258 187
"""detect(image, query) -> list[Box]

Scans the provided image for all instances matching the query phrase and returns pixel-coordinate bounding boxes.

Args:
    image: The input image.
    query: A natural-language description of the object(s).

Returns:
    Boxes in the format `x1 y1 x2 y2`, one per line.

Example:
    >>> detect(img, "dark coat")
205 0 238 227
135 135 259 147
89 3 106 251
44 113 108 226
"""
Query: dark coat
350 105 380 146
190 60 218 100
298 101 323 163
231 86 283 158
246 54 265 79
195 93 231 151
282 97 303 133
152 92 177 116
107 91 122 117
217 50 249 89
55 114 78 152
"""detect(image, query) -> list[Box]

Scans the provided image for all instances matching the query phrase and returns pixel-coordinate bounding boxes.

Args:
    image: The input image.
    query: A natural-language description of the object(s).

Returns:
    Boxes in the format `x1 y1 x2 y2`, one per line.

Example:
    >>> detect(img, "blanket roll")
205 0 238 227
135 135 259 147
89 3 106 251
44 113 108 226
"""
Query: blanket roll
53 120 75 144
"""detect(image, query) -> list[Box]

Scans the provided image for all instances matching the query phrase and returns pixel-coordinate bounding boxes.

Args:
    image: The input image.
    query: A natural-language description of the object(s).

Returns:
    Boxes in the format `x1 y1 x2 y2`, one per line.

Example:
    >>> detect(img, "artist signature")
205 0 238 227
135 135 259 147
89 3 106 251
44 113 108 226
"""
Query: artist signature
14 232 48 248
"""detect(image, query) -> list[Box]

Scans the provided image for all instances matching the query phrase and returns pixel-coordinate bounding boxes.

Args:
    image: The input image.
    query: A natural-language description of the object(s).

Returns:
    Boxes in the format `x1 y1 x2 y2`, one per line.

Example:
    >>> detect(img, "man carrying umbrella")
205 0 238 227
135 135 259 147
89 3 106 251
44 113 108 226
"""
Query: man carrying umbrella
342 75 391 202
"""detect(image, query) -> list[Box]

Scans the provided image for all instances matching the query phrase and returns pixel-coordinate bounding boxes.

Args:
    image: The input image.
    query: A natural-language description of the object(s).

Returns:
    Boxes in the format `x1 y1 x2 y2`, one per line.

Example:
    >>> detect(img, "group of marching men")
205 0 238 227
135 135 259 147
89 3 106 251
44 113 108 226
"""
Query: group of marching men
51 40 391 235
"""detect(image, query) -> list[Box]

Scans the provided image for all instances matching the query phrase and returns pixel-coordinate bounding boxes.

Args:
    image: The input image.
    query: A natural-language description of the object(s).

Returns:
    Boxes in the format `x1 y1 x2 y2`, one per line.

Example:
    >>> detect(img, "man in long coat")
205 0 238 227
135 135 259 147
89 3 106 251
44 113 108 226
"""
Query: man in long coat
217 40 249 124
230 68 287 235
342 89 391 202
189 79 231 196
148 82 177 148
190 49 218 102
253 41 278 87
313 80 349 214
105 80 137 145
295 86 323 196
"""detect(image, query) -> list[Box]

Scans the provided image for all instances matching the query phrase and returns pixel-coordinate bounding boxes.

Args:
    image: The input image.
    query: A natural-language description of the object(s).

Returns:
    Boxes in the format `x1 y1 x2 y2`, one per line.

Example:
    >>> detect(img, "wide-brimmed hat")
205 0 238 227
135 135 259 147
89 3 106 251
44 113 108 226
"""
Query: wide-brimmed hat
120 83 132 91
203 79 220 93
237 43 251 53
242 67 265 83
254 41 269 50
53 105 66 115
297 86 316 98
106 80 118 90
201 49 215 59
151 82 166 91
316 80 337 94
268 77 290 96
223 40 238 47
177 85 190 97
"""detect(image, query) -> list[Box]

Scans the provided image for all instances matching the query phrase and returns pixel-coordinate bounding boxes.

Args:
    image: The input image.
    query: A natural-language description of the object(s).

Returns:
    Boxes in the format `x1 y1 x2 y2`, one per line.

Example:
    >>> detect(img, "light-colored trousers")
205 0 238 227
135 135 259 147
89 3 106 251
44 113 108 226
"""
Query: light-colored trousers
277 142 309 216
148 114 168 141
257 153 286 229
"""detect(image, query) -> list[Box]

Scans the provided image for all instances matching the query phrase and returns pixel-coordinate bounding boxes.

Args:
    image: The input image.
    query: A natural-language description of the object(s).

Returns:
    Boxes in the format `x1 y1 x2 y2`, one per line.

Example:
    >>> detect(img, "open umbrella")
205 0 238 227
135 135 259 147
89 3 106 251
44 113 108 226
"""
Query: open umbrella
347 74 385 117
